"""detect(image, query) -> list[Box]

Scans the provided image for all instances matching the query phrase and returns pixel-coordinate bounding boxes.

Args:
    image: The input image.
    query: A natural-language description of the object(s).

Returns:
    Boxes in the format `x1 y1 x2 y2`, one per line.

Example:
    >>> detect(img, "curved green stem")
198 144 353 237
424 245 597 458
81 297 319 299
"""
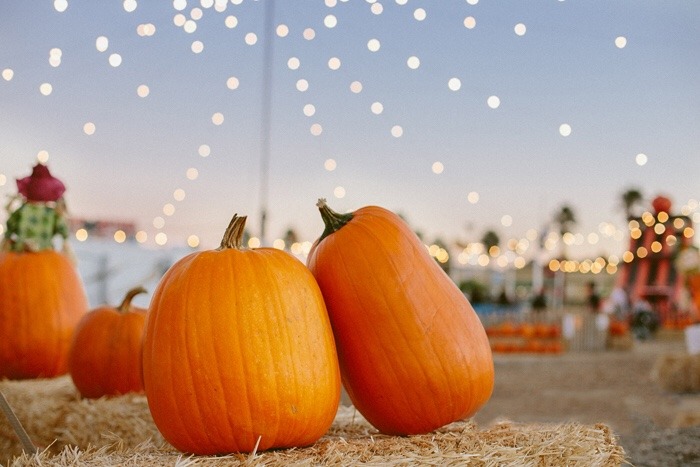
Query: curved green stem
317 198 353 242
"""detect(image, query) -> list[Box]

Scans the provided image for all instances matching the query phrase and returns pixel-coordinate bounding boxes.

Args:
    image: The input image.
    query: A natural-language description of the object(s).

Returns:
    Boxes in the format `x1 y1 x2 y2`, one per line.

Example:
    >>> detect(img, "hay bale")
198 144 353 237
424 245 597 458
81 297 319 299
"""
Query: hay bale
3 379 626 466
1 376 164 460
651 352 700 393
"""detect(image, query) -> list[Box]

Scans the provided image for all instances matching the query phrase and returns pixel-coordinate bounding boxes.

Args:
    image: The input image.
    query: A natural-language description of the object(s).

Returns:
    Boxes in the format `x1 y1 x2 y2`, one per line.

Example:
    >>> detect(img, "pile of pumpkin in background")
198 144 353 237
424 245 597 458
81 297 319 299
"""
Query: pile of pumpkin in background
485 320 564 354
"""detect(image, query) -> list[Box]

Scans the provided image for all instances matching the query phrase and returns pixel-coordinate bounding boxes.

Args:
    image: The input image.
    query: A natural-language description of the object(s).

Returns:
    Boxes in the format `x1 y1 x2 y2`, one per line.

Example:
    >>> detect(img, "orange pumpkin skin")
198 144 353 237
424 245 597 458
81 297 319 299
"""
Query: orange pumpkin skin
0 250 88 379
142 215 341 455
307 200 494 435
68 287 147 398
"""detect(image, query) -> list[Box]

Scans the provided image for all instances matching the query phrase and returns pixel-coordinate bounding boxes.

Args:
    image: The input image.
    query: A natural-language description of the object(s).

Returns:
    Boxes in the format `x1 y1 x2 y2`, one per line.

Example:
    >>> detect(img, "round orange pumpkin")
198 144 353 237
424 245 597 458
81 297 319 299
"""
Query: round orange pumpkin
307 199 494 435
68 286 148 398
0 250 88 379
142 214 341 455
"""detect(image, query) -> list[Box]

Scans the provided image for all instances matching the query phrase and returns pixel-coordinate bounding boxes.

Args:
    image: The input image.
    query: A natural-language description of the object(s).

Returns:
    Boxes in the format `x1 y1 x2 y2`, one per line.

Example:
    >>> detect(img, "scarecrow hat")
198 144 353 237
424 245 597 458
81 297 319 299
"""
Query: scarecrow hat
16 163 66 202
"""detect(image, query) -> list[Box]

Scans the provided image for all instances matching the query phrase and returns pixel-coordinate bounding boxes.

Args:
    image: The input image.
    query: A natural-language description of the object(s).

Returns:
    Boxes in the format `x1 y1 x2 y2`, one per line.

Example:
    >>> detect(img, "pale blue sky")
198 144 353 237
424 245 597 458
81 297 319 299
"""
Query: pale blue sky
1 1 698 261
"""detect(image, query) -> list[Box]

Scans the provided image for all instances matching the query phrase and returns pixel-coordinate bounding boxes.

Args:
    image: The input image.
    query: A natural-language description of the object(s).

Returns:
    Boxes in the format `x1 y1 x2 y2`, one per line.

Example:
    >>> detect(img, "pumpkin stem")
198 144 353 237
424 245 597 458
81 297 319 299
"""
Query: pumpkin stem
118 286 147 313
219 214 248 250
316 198 353 242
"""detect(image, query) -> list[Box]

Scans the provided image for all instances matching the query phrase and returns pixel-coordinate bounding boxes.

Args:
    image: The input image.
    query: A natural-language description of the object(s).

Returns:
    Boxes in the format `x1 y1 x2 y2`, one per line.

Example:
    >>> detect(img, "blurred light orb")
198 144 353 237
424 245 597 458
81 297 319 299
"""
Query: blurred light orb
464 16 476 29
324 15 337 28
432 162 444 174
325 0 337 6
54 0 68 12
96 36 109 52
328 57 341 70
487 95 500 109
39 83 53 96
413 8 426 21
467 0 479 4
186 168 199 180
225 16 238 28
191 40 204 53
296 79 309 92
83 122 96 135
559 123 572 136
245 33 258 45
155 233 168 246
514 23 526 36
153 217 165 229
173 0 187 11
198 144 211 157
173 189 186 201
184 20 197 33
635 153 648 166
501 215 513 227
367 39 381 52
391 125 404 137
2 69 13 81
123 0 137 12
276 24 289 37
310 123 323 136
37 150 50 163
371 102 384 114
615 36 627 49
109 53 122 67
137 84 150 97
407 56 420 69
248 237 260 248
350 81 363 93
467 191 479 204
190 8 203 20
114 230 127 243
448 77 461 91
187 235 200 248
371 3 383 14
333 186 346 198
303 104 316 116
303 28 316 40
76 229 88 242
174 14 186 27
211 112 224 125
163 203 175 216
324 159 337 171
287 57 300 70
226 76 239 89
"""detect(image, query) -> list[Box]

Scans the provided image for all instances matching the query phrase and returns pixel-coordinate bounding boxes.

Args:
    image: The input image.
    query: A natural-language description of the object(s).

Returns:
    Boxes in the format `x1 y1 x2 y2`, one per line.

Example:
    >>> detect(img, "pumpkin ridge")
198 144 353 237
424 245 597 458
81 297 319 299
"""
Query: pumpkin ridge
261 250 300 444
330 220 422 428
190 252 231 449
358 219 448 427
150 258 201 450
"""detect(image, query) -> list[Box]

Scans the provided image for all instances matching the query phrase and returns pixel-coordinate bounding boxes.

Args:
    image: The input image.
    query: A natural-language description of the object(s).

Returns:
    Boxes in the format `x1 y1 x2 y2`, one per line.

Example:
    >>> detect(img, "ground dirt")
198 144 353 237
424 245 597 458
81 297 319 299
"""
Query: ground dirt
472 332 700 467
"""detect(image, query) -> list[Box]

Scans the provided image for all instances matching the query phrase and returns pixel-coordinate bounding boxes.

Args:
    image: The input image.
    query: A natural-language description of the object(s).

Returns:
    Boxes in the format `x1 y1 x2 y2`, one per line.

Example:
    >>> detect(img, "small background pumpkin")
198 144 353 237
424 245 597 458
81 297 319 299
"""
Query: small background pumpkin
68 286 148 399
0 250 88 380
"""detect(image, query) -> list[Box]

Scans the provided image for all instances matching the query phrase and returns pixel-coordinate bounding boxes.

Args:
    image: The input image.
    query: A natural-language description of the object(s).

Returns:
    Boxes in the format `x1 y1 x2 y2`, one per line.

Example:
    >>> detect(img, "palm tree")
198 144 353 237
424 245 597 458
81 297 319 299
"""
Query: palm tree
621 188 644 220
481 229 500 256
554 205 576 260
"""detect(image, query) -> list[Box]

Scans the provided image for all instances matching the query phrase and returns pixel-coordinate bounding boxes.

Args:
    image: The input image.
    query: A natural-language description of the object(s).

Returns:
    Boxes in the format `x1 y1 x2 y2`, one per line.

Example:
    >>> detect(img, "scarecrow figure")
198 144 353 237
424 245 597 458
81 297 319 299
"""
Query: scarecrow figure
2 163 71 254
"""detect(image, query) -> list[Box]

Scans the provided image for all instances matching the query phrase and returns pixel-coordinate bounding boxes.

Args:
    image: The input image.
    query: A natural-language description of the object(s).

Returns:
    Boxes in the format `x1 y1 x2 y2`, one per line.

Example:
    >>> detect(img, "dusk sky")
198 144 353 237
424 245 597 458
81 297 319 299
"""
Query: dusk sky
1 1 698 263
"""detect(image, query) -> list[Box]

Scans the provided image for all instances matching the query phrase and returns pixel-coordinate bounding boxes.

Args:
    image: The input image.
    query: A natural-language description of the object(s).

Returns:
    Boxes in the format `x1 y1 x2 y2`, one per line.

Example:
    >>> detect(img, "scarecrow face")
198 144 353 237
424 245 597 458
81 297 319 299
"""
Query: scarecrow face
16 163 66 202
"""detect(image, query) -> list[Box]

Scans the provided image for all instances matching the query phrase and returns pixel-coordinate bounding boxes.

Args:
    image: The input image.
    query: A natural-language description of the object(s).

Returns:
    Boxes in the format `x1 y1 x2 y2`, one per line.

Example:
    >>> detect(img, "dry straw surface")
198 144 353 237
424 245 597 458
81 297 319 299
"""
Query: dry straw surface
651 352 700 394
1 376 625 466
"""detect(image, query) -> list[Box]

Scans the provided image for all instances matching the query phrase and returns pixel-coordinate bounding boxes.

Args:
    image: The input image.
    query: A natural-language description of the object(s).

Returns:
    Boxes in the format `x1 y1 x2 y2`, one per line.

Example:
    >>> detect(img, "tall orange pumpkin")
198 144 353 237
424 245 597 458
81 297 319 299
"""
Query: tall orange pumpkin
0 250 88 379
307 199 494 435
142 214 341 455
68 286 148 398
